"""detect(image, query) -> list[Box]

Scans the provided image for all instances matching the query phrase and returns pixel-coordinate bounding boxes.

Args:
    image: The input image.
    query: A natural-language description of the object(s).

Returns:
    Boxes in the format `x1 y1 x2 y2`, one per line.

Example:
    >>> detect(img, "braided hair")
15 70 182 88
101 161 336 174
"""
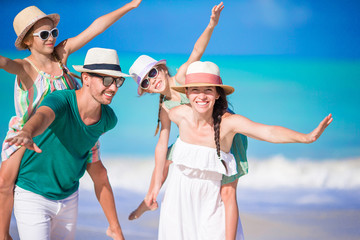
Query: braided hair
154 94 166 136
212 87 228 170
52 51 80 80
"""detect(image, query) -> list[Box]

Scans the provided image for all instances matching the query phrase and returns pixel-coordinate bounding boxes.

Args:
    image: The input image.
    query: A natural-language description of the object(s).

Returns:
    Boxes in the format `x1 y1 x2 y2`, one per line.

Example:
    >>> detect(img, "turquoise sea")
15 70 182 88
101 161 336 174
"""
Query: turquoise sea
1 51 359 160
3 51 360 240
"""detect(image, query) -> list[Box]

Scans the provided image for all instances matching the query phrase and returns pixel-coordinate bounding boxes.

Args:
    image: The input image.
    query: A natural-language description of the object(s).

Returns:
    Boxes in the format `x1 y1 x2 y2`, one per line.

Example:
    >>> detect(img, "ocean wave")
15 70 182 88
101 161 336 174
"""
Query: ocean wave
79 155 360 193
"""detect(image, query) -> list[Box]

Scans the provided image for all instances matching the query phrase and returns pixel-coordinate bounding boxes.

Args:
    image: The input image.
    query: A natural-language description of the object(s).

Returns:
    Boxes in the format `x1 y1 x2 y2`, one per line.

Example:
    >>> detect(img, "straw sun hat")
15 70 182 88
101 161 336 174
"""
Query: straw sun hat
73 47 130 77
13 6 60 49
172 61 235 95
129 55 166 95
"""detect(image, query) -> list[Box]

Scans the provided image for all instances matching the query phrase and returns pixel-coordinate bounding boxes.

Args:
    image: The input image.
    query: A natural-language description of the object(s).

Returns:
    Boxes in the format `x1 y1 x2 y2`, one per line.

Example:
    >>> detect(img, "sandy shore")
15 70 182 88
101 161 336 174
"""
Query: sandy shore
9 188 360 240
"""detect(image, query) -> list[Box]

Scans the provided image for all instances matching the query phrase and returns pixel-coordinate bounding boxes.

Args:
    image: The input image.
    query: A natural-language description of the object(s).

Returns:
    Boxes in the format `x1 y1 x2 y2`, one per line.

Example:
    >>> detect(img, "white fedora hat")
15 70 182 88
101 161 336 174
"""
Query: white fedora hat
129 55 166 95
13 6 60 49
73 48 130 77
172 61 235 95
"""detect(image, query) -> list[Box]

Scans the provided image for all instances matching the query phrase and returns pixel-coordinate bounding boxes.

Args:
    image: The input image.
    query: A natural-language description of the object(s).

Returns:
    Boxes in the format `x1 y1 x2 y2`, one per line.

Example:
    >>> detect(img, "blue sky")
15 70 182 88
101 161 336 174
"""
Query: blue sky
0 0 359 58
0 1 359 159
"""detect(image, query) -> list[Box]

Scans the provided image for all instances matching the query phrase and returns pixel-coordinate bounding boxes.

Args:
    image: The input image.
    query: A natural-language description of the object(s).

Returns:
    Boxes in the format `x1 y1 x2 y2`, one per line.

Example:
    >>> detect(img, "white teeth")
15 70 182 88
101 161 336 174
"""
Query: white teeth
196 102 207 105
155 81 161 89
104 93 113 97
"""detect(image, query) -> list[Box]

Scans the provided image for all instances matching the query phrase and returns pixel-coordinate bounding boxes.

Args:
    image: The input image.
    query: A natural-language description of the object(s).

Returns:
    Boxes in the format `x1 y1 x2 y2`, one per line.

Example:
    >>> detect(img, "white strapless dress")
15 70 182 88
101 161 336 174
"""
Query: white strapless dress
158 138 244 240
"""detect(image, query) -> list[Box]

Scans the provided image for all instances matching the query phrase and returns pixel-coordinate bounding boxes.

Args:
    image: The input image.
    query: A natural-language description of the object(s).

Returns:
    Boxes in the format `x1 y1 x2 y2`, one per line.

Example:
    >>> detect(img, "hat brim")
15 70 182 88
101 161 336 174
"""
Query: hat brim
73 65 131 77
137 59 167 95
15 13 60 50
172 83 235 95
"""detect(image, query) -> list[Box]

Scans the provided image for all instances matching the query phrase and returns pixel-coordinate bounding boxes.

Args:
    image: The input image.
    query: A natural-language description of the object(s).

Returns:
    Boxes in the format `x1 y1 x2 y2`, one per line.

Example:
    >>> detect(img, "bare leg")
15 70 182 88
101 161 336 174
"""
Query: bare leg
220 179 239 240
0 147 26 240
128 160 172 220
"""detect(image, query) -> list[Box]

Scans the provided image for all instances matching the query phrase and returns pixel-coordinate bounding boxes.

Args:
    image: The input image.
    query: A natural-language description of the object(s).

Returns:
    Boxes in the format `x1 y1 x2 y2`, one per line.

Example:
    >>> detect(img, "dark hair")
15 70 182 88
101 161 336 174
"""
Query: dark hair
154 94 166 135
212 87 228 170
153 65 172 136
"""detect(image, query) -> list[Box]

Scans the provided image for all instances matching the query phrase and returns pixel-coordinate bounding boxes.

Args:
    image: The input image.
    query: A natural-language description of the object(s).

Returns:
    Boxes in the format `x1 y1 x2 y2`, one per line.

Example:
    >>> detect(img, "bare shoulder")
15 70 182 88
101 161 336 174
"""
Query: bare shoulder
169 104 191 123
222 113 249 129
222 113 243 121
11 58 33 77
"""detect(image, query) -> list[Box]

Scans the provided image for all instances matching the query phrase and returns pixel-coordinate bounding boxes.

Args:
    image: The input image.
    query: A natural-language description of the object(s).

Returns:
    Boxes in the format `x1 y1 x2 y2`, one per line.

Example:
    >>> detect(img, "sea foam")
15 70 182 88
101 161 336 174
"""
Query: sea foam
79 155 360 193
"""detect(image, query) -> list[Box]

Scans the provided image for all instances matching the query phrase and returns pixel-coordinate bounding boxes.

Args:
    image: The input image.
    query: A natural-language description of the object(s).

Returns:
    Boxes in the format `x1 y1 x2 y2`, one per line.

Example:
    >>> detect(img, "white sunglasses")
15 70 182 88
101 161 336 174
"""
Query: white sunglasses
33 28 59 41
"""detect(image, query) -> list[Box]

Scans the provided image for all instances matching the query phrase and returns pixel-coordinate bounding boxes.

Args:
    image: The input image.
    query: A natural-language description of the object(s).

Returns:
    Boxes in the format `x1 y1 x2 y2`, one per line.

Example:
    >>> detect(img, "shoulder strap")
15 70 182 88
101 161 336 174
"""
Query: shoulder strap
24 58 40 73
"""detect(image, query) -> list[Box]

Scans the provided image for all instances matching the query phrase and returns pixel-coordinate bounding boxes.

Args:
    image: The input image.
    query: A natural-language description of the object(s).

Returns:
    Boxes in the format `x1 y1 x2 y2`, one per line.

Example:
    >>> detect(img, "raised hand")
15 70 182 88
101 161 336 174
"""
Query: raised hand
5 131 42 153
209 2 224 28
128 0 142 8
306 114 333 143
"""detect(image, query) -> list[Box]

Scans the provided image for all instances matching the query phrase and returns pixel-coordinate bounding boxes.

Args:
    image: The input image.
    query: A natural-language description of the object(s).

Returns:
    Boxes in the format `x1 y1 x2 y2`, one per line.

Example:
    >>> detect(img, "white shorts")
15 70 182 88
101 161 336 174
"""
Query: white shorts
14 186 79 240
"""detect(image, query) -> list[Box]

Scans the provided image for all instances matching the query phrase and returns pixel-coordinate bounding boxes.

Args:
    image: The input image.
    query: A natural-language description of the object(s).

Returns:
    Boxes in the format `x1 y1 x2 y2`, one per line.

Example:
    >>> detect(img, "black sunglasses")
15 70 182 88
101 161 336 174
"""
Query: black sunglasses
33 28 59 41
140 67 159 89
88 72 125 88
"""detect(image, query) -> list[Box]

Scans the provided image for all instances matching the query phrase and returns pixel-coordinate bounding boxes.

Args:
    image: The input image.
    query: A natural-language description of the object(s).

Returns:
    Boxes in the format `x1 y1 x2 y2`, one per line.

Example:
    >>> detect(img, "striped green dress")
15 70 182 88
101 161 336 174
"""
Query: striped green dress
1 58 92 161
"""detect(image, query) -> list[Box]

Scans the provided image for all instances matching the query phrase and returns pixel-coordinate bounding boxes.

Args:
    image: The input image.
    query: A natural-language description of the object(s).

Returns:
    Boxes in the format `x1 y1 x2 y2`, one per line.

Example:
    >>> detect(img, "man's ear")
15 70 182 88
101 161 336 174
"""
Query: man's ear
82 73 91 87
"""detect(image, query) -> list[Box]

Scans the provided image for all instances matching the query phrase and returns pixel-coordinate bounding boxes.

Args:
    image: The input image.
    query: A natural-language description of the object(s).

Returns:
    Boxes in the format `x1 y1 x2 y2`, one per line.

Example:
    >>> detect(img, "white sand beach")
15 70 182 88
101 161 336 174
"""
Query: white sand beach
9 187 360 240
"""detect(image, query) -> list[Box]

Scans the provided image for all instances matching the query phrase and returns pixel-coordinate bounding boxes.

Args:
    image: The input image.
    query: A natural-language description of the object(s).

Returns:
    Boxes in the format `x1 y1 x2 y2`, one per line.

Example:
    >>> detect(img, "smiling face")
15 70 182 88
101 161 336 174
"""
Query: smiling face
142 65 170 94
23 18 57 53
186 86 220 114
83 72 119 105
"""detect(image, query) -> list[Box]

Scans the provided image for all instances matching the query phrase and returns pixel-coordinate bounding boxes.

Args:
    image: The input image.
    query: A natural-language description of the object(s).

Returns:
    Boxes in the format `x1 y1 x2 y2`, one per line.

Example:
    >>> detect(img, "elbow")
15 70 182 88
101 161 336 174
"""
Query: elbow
98 166 109 181
92 165 109 185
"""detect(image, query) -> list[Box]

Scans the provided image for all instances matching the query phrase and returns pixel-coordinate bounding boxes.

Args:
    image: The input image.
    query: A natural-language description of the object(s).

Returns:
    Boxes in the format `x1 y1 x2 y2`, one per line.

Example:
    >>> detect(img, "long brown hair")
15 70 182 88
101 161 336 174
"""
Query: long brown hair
212 87 228 170
154 94 166 135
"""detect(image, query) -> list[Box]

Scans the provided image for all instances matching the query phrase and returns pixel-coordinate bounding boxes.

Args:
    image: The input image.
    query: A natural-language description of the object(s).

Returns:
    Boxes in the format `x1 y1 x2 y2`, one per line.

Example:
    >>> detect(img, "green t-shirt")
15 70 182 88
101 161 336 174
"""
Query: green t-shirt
16 90 117 200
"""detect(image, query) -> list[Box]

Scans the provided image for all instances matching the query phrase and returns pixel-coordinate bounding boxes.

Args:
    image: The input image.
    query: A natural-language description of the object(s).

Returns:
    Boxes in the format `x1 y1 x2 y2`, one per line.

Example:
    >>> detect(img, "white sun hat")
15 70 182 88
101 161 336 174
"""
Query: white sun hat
13 6 60 49
172 61 235 95
72 47 130 77
129 55 166 95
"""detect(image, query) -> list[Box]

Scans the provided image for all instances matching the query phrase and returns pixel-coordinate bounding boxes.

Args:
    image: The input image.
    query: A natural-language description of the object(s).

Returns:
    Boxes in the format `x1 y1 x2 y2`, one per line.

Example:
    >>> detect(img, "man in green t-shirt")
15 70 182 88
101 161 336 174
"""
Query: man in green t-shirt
6 48 129 240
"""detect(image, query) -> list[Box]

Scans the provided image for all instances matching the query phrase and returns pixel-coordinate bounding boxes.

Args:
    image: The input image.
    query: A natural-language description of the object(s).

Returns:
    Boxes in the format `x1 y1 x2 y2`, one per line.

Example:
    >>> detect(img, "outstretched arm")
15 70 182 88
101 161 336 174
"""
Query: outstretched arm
144 106 172 208
175 2 224 84
0 55 27 76
228 114 333 144
5 106 55 152
87 161 124 240
56 0 142 61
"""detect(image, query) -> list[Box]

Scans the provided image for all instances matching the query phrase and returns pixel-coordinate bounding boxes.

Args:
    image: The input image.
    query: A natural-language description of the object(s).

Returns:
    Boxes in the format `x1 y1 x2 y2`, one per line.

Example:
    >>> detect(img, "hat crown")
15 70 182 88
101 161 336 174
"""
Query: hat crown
13 6 45 36
129 55 158 82
83 47 120 66
72 47 130 78
186 61 220 77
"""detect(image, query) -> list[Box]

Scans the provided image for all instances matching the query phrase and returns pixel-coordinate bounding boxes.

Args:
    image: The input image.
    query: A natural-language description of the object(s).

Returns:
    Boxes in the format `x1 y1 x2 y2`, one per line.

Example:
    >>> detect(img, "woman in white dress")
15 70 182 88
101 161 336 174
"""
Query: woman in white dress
158 61 333 240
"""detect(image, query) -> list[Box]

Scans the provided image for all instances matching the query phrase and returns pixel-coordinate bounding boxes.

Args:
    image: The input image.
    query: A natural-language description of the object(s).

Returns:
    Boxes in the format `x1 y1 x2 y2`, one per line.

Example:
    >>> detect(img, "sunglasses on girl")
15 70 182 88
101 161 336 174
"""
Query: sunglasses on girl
88 72 125 88
140 67 159 89
33 28 59 41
